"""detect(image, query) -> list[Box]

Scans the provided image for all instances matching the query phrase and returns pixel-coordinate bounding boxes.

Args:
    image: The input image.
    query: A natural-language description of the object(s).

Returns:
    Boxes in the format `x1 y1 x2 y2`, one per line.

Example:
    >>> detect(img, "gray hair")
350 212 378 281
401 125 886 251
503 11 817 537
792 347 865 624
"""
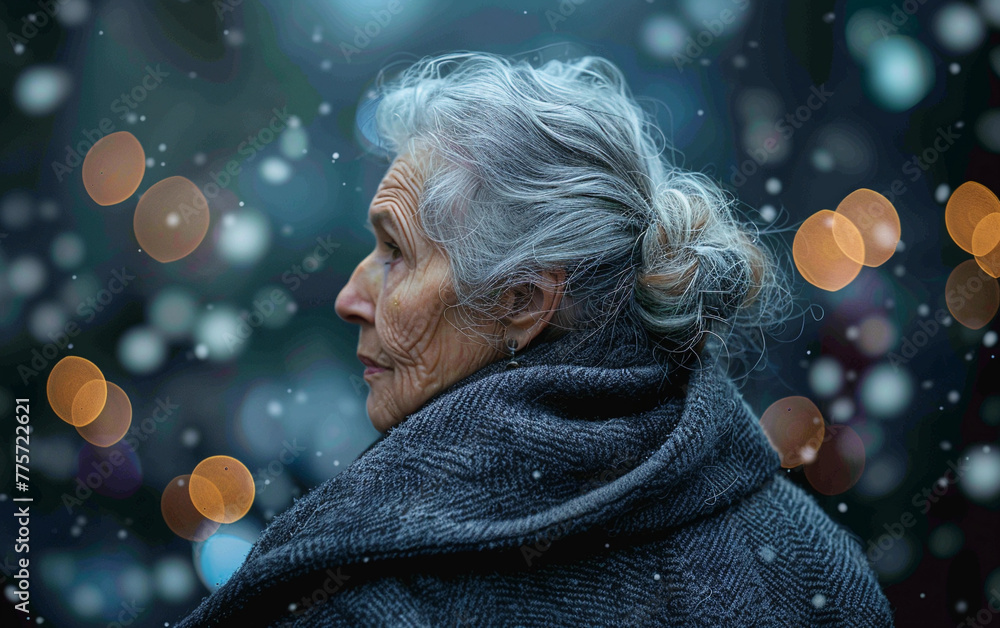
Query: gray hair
370 51 795 366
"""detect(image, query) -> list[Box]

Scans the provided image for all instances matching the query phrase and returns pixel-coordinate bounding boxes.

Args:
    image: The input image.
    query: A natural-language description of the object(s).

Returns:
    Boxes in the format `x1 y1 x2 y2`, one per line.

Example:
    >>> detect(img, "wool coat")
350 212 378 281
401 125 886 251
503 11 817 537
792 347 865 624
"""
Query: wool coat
174 315 896 627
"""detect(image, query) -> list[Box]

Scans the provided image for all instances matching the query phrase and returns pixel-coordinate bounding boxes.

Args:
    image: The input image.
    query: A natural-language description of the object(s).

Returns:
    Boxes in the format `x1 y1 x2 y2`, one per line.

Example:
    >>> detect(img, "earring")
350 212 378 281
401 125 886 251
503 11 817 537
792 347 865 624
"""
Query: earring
505 337 520 369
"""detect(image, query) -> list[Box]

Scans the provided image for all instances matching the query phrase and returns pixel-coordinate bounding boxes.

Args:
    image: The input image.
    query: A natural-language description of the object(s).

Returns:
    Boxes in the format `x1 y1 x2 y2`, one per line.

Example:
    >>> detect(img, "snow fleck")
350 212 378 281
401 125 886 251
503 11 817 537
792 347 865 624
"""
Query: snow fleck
757 545 776 563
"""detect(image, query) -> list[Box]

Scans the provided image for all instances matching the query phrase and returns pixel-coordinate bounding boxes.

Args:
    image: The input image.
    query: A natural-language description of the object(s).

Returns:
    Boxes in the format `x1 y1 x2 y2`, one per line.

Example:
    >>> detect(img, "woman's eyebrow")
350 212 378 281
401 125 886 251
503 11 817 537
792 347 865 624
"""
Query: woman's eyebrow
367 210 396 232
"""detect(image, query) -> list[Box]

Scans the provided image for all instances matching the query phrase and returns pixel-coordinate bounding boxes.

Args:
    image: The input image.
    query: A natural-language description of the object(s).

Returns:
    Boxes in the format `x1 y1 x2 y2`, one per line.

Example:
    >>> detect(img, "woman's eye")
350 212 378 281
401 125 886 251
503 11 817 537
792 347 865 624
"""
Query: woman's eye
384 241 402 261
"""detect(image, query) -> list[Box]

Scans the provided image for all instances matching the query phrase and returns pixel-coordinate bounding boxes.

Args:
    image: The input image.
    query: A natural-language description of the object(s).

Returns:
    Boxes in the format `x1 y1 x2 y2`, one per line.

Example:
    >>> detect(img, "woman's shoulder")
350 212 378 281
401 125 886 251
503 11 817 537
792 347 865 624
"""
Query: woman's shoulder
654 472 896 626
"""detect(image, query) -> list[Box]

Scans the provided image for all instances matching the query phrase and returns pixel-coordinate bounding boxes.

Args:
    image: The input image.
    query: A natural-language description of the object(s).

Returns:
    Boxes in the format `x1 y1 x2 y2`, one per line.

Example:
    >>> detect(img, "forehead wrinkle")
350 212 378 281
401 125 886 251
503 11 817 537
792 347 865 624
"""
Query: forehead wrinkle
371 178 419 224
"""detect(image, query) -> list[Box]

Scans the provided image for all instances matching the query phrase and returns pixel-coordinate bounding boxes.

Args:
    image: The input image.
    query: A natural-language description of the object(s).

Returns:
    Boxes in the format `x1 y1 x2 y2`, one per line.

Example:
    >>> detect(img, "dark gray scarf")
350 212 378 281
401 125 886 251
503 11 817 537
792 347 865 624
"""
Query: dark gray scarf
174 314 894 627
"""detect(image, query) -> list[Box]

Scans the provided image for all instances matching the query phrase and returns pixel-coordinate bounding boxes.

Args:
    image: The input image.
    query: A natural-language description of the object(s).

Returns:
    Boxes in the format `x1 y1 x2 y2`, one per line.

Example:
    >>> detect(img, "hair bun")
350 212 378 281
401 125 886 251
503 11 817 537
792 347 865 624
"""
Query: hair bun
632 179 768 351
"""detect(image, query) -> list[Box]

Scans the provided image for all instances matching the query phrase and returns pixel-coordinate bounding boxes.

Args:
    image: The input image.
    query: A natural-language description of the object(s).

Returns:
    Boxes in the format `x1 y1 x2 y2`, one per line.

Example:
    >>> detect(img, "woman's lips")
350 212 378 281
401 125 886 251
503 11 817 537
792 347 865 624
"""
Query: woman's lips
358 354 389 377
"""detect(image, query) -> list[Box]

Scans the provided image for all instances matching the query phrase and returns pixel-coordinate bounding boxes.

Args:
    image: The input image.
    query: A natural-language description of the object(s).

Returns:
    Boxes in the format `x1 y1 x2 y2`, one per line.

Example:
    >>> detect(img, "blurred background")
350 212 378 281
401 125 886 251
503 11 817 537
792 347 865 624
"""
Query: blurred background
1 0 999 626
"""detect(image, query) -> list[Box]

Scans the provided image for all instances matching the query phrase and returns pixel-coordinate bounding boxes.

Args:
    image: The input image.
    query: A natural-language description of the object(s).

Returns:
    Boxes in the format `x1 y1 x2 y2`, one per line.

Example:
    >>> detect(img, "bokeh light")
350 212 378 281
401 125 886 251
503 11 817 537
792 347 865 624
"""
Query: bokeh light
193 305 245 361
640 15 688 60
681 0 751 30
50 232 86 270
8 255 48 297
835 189 900 267
932 3 986 55
928 523 964 559
354 92 387 157
193 533 252 592
13 65 72 116
32 435 78 481
279 124 308 160
75 382 132 447
153 556 198 603
871 533 918 583
189 456 255 524
972 211 1000 278
28 301 69 344
945 181 1000 255
252 285 295 329
945 259 999 330
975 109 1000 152
55 0 91 27
161 475 221 542
855 422 886 457
216 207 271 267
859 364 914 419
959 445 1000 503
803 424 866 495
983 0 1000 27
759 396 825 468
149 286 199 338
259 156 292 184
846 9 889 63
82 131 146 206
1 191 33 230
134 176 211 263
854 450 907 498
808 357 843 399
46 356 106 427
829 397 855 423
865 37 934 112
117 326 168 376
811 123 876 176
855 315 898 358
793 210 865 291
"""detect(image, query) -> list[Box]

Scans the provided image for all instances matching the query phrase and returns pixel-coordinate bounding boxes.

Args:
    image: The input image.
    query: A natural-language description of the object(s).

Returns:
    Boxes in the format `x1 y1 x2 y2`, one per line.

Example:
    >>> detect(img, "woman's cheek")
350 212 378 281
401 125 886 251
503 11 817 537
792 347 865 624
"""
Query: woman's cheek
386 295 442 358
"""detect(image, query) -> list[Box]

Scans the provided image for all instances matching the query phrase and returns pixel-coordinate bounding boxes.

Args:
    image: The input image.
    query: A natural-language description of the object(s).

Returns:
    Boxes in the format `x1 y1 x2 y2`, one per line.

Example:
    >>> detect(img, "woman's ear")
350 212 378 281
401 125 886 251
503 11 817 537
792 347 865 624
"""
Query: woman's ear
499 268 566 349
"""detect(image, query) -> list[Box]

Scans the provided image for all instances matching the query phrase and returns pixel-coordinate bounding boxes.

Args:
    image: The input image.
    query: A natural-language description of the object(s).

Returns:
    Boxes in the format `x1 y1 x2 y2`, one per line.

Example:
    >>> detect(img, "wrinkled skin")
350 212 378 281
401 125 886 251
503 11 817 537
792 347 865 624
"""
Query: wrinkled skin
335 154 563 433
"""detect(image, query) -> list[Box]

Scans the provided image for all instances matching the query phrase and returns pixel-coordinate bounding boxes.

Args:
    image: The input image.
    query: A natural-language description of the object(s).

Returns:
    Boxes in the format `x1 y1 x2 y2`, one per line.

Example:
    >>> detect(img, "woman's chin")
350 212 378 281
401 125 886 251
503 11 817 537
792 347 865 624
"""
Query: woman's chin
366 399 395 434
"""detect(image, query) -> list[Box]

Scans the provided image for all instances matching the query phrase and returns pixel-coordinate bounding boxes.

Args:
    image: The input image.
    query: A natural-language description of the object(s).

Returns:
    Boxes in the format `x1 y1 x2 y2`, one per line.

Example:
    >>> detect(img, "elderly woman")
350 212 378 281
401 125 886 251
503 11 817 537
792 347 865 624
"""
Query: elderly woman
176 52 894 627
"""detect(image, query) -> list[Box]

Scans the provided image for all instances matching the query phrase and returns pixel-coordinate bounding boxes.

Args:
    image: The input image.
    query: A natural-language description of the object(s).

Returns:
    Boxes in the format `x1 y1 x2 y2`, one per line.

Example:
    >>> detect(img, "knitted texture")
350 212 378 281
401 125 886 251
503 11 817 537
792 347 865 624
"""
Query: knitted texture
173 315 896 627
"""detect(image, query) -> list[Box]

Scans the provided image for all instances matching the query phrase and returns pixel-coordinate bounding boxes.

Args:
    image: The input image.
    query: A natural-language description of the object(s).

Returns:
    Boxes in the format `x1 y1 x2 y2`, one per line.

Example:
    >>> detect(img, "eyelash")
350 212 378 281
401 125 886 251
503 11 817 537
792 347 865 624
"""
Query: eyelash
383 241 401 263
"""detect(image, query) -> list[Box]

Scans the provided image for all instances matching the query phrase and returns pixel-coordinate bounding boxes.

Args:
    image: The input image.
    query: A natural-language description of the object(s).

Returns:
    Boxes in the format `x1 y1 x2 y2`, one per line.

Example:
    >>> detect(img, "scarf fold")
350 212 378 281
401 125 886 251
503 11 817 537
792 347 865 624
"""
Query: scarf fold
174 315 784 627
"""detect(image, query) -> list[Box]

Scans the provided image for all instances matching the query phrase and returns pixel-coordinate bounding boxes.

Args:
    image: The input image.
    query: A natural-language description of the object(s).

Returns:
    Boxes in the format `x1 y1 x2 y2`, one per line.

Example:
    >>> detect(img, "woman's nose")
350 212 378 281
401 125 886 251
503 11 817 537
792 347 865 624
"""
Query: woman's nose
335 261 376 325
